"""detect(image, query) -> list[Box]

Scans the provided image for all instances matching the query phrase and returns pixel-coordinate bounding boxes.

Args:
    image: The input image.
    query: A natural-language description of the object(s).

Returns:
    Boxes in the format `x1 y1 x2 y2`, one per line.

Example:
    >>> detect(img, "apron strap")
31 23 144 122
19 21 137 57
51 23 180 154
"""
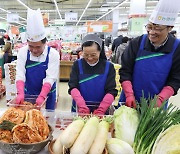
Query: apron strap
139 34 147 51
78 59 83 74
104 61 110 75
171 39 180 54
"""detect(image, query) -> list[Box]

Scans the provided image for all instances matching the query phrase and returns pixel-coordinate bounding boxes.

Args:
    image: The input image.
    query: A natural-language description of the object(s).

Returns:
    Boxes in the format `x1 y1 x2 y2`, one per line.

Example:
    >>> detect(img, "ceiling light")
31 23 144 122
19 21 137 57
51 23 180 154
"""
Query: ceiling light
16 0 30 9
0 7 26 21
76 0 92 26
0 17 6 20
96 0 128 21
19 16 26 21
0 8 11 13
107 2 119 4
15 22 26 26
53 0 62 20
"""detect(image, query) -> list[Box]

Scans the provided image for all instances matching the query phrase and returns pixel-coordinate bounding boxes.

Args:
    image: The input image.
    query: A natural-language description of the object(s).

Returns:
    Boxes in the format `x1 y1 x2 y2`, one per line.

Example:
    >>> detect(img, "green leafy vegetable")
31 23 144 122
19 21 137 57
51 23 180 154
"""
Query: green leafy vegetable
107 138 134 154
0 120 16 130
152 124 180 154
114 105 139 146
133 96 180 154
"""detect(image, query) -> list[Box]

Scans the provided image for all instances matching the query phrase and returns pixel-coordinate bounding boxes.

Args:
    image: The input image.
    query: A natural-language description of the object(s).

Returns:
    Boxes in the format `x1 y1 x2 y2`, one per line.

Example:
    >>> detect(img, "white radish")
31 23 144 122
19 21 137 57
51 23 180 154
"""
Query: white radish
88 120 109 154
60 119 85 148
70 117 99 154
52 133 63 154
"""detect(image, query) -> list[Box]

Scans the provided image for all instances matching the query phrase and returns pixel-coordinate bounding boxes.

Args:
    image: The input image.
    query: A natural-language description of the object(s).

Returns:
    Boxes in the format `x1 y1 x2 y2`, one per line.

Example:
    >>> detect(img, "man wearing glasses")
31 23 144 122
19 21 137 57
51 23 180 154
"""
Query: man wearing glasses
119 0 180 108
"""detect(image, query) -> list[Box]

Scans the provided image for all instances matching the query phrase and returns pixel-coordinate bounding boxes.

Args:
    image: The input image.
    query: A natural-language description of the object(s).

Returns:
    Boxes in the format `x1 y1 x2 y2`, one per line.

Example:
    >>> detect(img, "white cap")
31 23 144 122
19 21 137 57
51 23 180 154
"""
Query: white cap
26 8 46 42
149 0 180 26
82 34 102 50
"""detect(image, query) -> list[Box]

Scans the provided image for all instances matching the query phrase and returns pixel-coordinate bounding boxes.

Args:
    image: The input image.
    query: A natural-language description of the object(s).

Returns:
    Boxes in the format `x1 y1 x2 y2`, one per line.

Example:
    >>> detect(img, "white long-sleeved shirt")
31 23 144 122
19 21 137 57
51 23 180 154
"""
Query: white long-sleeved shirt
16 45 60 86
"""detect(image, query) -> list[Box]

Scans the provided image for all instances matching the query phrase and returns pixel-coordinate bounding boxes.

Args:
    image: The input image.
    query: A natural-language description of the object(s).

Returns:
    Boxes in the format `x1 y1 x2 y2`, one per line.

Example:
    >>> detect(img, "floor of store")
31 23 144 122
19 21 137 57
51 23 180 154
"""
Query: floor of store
0 81 180 110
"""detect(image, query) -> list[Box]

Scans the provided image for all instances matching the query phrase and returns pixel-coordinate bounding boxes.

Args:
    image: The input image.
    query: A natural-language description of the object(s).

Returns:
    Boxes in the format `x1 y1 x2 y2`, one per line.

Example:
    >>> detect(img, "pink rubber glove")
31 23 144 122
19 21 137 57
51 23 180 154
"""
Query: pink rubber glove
36 83 51 106
16 80 25 104
122 81 136 108
93 93 114 115
157 86 174 107
71 88 90 114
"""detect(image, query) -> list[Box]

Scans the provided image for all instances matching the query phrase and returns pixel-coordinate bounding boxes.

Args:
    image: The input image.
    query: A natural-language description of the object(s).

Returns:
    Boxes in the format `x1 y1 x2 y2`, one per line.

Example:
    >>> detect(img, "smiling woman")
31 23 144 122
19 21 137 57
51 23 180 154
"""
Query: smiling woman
68 34 118 115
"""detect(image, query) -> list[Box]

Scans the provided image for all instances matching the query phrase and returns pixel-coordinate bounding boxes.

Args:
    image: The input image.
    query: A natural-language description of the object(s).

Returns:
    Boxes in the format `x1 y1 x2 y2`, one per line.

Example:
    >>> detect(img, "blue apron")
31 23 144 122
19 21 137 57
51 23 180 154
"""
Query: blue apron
71 59 110 112
119 34 179 108
25 46 56 110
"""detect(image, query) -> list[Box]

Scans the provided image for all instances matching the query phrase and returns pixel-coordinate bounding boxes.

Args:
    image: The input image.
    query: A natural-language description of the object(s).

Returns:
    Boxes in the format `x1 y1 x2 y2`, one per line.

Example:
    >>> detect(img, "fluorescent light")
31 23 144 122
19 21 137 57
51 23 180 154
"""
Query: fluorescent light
53 0 62 20
96 0 128 21
107 2 119 4
0 17 6 20
0 8 11 13
15 22 26 26
76 0 92 26
0 7 26 21
0 16 26 27
16 0 30 9
19 16 26 21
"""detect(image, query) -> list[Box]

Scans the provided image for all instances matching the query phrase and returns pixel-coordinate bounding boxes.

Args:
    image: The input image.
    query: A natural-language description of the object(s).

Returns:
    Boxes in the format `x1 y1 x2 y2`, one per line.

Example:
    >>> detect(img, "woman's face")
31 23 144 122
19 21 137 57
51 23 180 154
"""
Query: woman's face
146 22 172 46
82 43 100 65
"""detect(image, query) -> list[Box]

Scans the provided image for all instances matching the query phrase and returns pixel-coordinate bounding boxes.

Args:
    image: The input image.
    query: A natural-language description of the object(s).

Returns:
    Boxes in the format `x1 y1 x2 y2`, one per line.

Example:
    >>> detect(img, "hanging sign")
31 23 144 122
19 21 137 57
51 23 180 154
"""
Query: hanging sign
65 12 78 21
7 13 19 23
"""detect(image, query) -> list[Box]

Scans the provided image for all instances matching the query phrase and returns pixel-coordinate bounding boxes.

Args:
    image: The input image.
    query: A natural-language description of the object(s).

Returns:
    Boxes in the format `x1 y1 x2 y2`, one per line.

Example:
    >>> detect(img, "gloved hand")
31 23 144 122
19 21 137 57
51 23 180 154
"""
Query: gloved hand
36 83 51 106
122 81 136 108
71 88 90 114
93 93 114 115
16 80 25 104
157 86 174 107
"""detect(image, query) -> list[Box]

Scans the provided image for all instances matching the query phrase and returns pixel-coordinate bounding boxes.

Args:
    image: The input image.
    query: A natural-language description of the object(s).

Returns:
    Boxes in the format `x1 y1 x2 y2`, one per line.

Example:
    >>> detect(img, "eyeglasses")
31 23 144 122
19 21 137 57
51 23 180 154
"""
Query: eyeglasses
83 52 99 58
145 25 167 33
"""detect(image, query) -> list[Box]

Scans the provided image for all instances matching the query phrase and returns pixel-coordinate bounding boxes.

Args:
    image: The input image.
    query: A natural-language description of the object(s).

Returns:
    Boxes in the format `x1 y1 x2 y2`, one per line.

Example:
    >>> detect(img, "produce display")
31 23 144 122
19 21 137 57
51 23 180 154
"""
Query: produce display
51 116 112 154
49 96 180 154
1 96 179 154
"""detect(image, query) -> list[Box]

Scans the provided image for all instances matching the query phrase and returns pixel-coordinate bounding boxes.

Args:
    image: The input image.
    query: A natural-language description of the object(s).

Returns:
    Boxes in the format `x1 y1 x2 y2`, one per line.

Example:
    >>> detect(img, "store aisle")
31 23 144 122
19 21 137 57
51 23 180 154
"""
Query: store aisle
57 81 72 112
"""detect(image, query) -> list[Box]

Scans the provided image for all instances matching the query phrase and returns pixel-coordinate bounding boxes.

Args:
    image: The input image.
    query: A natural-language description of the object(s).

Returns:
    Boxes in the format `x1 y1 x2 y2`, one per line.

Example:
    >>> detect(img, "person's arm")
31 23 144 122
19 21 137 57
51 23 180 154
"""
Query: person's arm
111 40 116 52
115 46 120 63
119 37 141 108
43 48 60 85
16 46 28 82
119 36 141 83
36 47 60 105
165 42 180 95
94 63 118 115
157 86 174 107
68 60 89 114
68 61 80 94
15 46 28 104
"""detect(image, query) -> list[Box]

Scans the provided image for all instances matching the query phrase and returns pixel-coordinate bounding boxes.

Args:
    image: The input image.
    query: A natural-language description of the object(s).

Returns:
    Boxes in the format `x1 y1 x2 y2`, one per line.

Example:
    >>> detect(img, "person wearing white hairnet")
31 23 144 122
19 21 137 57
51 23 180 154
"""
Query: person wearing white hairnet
68 34 118 115
15 8 60 110
119 0 180 108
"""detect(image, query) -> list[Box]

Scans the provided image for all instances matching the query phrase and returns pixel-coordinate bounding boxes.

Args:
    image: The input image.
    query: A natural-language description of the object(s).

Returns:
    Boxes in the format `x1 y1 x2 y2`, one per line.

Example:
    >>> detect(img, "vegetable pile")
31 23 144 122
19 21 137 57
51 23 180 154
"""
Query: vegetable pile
53 116 112 154
52 96 180 154
133 97 180 154
152 124 180 154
